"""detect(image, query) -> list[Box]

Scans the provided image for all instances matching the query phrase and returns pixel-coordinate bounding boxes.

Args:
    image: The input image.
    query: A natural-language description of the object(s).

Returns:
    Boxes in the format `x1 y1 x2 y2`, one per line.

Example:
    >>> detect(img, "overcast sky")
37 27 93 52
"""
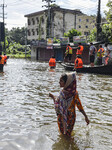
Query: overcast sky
0 0 109 30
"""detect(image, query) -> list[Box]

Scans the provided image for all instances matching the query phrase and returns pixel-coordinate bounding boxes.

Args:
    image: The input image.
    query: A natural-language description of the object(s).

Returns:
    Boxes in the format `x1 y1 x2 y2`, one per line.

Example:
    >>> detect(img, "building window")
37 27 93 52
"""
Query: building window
79 25 81 28
36 28 39 35
86 19 89 22
32 29 35 35
41 28 44 35
28 19 31 25
85 25 88 28
36 17 39 24
28 29 31 36
41 16 44 23
79 19 81 22
32 18 35 25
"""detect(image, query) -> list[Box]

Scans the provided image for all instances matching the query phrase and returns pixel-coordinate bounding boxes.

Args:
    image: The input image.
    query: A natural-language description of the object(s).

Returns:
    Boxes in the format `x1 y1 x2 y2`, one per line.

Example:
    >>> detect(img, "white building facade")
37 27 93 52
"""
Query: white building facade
25 7 96 41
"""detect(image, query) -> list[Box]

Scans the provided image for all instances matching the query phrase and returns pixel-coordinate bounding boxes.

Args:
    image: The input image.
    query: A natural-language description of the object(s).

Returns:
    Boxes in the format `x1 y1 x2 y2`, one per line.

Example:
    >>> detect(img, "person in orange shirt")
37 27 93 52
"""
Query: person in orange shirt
74 55 83 69
4 54 8 64
0 52 4 72
76 43 84 57
49 56 56 69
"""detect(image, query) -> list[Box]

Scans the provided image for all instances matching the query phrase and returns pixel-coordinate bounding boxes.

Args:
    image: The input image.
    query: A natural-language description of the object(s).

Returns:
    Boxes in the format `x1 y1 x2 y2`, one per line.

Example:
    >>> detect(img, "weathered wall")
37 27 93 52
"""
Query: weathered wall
31 46 37 59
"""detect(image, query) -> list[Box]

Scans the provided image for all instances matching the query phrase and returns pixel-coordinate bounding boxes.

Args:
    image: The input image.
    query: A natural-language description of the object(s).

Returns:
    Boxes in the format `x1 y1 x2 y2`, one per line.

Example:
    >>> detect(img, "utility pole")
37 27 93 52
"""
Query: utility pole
96 0 102 42
0 0 7 53
42 0 55 38
25 24 27 58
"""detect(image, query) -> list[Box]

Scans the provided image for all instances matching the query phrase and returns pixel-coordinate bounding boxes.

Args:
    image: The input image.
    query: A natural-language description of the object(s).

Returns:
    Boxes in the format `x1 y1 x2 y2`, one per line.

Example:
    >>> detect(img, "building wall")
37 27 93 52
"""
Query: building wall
76 14 96 35
27 13 47 40
64 12 75 33
26 8 96 40
31 46 37 59
38 48 54 61
53 11 64 38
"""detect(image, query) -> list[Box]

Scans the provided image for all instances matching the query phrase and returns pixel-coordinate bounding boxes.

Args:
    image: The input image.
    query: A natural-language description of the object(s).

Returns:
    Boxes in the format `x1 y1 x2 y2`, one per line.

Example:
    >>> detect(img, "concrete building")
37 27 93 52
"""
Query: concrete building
25 7 96 40
24 7 96 63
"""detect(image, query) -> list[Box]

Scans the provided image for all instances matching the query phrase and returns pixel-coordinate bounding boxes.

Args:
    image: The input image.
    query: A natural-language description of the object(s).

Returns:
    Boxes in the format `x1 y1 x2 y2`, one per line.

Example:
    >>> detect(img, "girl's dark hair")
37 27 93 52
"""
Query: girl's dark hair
61 74 67 83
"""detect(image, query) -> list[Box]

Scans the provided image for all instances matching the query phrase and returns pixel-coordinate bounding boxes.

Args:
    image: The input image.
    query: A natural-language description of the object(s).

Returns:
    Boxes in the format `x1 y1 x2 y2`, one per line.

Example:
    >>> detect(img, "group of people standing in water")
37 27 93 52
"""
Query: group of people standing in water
49 42 111 69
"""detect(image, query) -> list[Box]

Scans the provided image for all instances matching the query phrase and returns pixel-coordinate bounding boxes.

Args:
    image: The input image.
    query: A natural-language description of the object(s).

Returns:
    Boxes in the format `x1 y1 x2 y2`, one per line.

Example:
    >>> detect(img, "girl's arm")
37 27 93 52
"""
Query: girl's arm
76 93 90 125
49 93 55 103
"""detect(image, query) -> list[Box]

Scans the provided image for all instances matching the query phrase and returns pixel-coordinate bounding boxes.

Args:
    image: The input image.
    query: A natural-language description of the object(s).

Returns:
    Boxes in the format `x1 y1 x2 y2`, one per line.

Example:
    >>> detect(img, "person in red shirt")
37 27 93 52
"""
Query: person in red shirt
49 56 56 69
74 55 83 69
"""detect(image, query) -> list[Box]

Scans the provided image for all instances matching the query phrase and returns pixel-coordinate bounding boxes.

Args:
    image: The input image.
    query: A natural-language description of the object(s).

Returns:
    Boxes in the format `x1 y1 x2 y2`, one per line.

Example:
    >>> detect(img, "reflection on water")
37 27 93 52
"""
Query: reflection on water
52 135 79 150
0 58 112 150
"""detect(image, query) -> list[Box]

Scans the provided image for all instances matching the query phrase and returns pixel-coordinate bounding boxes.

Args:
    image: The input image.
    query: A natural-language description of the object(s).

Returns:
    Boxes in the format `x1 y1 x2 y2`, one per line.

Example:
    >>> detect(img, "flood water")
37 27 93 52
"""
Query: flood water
0 58 112 150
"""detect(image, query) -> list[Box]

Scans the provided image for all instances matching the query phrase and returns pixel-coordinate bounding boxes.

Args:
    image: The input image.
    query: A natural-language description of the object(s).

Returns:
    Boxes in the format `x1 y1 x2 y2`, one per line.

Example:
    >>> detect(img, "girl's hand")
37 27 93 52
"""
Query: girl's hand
49 93 55 102
49 93 54 99
85 116 90 125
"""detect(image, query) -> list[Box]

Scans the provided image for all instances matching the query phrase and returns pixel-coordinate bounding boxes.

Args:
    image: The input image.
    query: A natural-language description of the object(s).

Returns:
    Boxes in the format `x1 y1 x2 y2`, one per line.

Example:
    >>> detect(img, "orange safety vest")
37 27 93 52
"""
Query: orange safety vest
0 55 4 65
4 55 7 63
49 58 56 67
97 48 104 57
66 46 73 54
74 58 83 68
76 45 84 55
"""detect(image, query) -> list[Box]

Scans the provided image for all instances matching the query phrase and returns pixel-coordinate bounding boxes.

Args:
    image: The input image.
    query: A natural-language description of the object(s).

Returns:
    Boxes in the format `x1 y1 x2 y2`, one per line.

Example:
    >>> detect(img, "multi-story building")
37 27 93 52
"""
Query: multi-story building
24 7 96 41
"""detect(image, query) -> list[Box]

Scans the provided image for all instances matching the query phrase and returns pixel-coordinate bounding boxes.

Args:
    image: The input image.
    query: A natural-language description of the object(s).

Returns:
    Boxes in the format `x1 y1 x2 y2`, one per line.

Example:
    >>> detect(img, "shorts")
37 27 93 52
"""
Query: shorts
65 54 72 61
90 55 95 63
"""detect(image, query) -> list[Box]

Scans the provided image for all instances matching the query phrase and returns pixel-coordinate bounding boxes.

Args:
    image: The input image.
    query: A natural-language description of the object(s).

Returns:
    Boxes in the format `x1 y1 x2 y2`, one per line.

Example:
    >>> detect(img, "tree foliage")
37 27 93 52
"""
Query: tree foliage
103 0 112 42
105 0 112 23
87 28 97 42
64 28 81 42
88 0 112 43
5 27 31 57
8 27 26 45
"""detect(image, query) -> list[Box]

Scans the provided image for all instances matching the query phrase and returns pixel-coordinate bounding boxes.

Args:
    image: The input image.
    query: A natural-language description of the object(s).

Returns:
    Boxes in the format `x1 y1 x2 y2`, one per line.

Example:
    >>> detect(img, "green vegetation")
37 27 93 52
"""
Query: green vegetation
64 28 81 42
87 28 97 42
88 0 112 43
4 27 31 58
6 42 31 58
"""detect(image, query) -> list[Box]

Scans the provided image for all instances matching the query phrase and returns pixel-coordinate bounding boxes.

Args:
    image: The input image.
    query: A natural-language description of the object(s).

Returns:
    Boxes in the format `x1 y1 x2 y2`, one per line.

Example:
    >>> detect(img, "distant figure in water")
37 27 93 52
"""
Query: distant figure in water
4 54 8 64
0 52 4 72
49 73 89 136
49 56 56 69
74 55 83 69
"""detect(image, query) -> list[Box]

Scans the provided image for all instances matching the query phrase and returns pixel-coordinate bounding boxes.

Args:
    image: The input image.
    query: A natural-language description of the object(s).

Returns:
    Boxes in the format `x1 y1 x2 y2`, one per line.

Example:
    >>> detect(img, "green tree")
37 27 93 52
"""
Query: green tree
64 28 81 42
105 0 112 22
103 0 112 42
8 27 26 45
87 28 97 42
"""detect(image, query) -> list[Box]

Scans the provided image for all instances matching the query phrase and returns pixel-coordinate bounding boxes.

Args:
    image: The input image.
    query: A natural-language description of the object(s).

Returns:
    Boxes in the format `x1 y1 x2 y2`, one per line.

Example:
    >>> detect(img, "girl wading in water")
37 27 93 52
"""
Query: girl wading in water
49 73 89 136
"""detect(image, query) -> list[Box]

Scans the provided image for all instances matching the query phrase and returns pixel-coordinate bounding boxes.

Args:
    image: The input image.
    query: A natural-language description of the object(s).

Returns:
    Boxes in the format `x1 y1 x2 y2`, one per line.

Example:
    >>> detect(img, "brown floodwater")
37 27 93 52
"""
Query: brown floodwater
0 58 112 150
